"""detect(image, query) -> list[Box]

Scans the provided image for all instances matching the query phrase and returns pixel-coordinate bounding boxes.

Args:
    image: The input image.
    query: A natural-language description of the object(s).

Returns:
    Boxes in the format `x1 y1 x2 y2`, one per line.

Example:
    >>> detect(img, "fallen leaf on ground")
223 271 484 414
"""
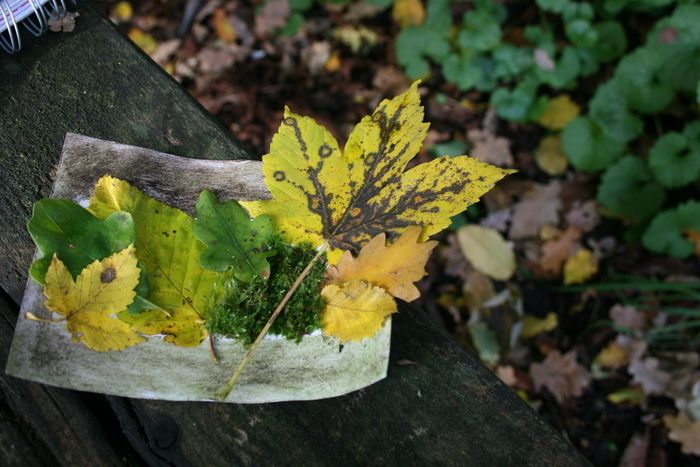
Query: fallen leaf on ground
664 412 700 456
212 8 237 43
457 225 515 280
328 226 437 302
684 229 700 259
43 246 144 351
566 201 600 233
392 0 425 27
496 365 517 386
563 248 598 284
537 95 581 130
593 340 630 369
530 350 591 403
333 26 379 54
535 135 568 176
463 270 495 311
468 321 500 365
480 208 511 232
241 82 512 263
255 0 290 38
539 226 583 274
629 357 672 395
111 1 133 23
467 129 514 167
509 181 561 239
607 387 646 405
521 312 558 339
321 280 397 342
127 28 157 53
610 304 647 332
619 431 650 467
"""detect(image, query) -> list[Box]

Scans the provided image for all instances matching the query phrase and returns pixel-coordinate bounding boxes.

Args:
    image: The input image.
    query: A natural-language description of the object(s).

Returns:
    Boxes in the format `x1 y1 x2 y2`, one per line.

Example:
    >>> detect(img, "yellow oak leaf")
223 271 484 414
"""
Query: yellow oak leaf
43 245 144 351
89 176 224 347
537 95 580 130
321 280 397 342
563 248 598 285
241 81 513 263
327 226 437 302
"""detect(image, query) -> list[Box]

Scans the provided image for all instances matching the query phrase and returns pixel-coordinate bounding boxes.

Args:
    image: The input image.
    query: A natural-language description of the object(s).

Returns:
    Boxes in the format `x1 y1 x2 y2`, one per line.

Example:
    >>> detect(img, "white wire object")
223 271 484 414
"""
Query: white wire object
0 0 72 54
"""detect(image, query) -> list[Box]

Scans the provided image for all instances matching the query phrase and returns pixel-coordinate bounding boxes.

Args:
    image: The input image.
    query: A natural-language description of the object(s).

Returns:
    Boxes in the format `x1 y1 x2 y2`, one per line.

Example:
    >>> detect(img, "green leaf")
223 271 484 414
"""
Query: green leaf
457 9 501 52
491 85 536 122
615 48 674 115
442 53 481 91
535 0 569 14
590 21 627 62
194 190 275 282
597 156 665 222
648 132 700 188
590 82 643 143
396 26 450 78
468 321 500 364
562 116 626 171
643 201 700 258
27 199 135 284
537 46 581 89
565 18 597 48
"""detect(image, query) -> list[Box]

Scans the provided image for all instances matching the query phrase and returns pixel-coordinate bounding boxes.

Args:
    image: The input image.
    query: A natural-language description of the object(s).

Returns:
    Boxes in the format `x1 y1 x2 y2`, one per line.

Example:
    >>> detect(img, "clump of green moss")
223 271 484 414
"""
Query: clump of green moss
205 236 327 346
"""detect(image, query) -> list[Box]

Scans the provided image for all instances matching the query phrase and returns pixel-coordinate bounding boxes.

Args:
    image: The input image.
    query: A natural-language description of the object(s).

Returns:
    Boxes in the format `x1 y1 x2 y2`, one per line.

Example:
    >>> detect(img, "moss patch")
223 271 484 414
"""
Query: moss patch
205 237 327 346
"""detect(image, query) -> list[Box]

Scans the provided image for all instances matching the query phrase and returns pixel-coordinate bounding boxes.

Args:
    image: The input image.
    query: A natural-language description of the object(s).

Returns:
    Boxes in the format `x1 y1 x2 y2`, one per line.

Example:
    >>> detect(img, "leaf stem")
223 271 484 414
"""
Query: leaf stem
216 241 329 400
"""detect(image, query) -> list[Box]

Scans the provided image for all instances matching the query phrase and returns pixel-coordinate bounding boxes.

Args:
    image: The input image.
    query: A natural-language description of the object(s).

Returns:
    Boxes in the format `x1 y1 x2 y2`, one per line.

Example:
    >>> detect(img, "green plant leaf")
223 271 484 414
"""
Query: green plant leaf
648 132 700 188
590 82 643 143
590 21 627 62
396 26 449 78
537 46 581 89
643 201 700 258
562 116 626 171
194 190 275 282
491 85 536 122
615 48 674 114
27 199 135 284
442 53 482 91
597 156 666 221
457 9 502 52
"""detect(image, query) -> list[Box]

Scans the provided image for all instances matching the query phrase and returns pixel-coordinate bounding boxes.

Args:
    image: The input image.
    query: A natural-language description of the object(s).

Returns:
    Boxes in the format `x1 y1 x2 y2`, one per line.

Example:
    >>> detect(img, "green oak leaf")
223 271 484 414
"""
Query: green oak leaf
643 201 700 258
597 156 665 222
28 199 135 283
562 116 626 172
194 190 275 282
648 132 700 188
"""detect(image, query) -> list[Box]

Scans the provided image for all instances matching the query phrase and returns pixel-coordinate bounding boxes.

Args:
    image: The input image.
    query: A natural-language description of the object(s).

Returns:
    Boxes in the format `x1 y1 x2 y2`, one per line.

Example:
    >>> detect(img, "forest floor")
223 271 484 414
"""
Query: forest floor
95 1 700 465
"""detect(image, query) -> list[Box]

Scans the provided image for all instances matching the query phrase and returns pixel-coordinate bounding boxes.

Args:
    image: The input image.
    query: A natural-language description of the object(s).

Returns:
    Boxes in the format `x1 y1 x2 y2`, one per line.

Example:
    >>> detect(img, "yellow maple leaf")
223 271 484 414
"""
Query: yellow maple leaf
537 95 580 130
321 280 397 342
392 0 426 27
563 248 598 285
241 81 513 263
89 176 223 347
43 245 144 351
328 226 436 302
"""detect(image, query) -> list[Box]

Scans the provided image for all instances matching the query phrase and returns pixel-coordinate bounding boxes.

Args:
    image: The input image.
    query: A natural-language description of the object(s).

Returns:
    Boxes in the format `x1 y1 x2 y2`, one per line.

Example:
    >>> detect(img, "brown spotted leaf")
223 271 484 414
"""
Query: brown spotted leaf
241 81 513 263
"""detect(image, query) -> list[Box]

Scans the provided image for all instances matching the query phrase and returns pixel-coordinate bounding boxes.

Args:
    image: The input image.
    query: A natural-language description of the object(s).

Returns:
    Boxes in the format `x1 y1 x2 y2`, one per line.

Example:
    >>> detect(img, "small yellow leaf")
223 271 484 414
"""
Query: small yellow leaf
392 0 425 27
563 248 598 284
593 341 630 369
607 387 646 405
521 312 558 339
683 229 700 259
111 1 133 22
534 135 568 176
127 28 158 54
212 8 236 43
329 226 437 302
457 225 515 280
537 95 580 130
321 280 397 342
324 51 342 72
43 245 144 352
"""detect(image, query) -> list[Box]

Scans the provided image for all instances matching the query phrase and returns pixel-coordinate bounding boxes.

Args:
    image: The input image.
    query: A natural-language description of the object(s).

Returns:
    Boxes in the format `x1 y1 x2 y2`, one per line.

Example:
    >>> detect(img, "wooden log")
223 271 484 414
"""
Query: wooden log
0 4 590 465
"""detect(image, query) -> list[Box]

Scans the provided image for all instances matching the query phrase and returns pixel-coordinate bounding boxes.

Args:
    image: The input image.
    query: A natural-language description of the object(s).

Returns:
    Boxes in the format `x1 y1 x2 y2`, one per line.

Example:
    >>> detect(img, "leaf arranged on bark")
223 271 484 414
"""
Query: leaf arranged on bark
28 199 135 284
194 190 275 282
321 280 397 342
327 226 437 302
43 245 144 351
89 176 223 347
242 81 513 263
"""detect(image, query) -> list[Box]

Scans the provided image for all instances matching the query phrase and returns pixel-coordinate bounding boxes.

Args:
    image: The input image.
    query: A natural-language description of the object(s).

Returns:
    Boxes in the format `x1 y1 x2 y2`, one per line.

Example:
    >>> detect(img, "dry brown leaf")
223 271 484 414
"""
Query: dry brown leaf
530 350 591 403
467 128 514 167
255 0 290 38
480 208 511 232
496 365 517 386
619 431 650 467
463 269 495 312
212 8 237 42
664 412 700 456
684 229 700 259
509 181 561 239
539 226 583 274
302 41 331 75
610 304 647 332
328 227 437 302
566 200 600 233
630 357 672 395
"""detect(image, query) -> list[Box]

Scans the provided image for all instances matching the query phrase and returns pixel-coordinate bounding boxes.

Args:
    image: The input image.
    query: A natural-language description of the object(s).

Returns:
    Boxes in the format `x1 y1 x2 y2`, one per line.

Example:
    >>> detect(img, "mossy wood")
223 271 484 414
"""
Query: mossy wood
0 3 589 465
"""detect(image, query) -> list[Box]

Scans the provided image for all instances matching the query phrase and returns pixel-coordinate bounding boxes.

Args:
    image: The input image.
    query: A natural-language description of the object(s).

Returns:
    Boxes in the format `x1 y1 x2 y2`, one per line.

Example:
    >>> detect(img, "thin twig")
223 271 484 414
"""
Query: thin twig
216 242 329 400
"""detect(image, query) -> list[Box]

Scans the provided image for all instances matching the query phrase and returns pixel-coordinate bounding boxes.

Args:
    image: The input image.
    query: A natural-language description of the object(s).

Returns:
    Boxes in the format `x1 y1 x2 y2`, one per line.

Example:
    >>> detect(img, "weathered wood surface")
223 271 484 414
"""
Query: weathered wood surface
0 3 590 465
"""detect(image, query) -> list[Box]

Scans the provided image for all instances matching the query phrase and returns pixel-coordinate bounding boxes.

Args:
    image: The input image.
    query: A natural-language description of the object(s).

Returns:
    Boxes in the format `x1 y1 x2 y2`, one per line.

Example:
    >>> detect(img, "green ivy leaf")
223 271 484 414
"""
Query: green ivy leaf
442 53 482 91
491 86 535 122
597 156 665 222
457 9 502 52
27 199 135 283
590 81 643 143
537 46 581 89
396 26 450 78
615 48 674 114
562 116 626 171
648 132 700 188
590 21 627 62
194 190 275 282
643 201 700 258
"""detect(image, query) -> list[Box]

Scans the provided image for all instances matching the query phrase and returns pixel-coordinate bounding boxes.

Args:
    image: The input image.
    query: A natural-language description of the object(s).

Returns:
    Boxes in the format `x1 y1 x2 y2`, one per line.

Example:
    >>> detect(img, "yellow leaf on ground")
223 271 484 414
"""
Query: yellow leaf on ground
321 280 397 342
89 176 223 347
534 135 568 176
593 340 630 369
521 312 558 339
241 81 513 263
683 229 700 259
664 412 700 456
111 1 133 23
457 225 515 280
539 226 582 275
563 248 598 284
537 95 580 130
212 8 237 43
392 0 426 27
127 28 158 54
328 226 437 302
43 245 144 351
